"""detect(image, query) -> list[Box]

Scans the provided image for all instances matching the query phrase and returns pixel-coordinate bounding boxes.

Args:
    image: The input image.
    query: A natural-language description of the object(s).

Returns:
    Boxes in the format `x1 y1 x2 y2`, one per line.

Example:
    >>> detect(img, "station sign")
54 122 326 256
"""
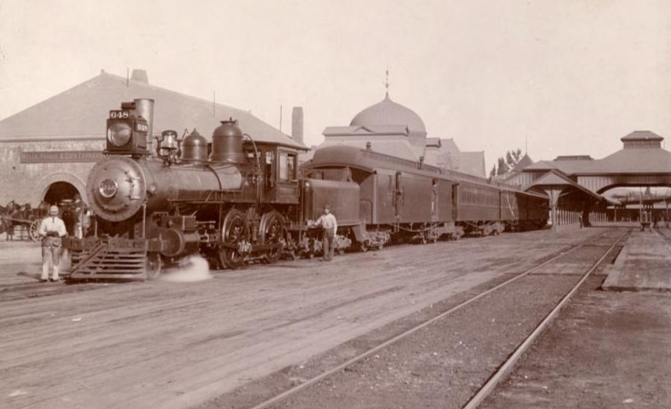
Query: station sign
20 151 105 164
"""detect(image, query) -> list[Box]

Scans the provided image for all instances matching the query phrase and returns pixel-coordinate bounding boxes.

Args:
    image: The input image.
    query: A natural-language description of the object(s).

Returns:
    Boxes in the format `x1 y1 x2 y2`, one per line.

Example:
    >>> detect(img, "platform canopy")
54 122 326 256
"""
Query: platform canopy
525 169 603 201
521 131 671 194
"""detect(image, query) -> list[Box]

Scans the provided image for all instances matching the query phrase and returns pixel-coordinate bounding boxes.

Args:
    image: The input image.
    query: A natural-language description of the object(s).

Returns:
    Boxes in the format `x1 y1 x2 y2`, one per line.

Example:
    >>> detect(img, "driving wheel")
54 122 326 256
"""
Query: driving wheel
261 211 285 264
218 209 247 269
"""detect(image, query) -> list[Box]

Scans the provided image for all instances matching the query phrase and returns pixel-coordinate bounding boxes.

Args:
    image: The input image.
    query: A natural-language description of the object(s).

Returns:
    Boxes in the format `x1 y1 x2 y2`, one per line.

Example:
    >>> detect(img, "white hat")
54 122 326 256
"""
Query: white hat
49 205 59 215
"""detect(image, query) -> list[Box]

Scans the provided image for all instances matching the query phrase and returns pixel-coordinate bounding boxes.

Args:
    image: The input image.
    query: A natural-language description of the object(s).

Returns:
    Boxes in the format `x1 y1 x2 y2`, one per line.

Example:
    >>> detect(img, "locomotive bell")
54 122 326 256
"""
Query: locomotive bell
210 118 246 164
181 129 208 164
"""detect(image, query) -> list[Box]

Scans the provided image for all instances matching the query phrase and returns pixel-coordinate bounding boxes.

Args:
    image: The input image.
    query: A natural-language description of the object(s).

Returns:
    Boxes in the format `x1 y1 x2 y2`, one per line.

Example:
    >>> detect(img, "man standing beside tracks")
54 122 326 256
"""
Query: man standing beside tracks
38 205 67 282
314 205 338 261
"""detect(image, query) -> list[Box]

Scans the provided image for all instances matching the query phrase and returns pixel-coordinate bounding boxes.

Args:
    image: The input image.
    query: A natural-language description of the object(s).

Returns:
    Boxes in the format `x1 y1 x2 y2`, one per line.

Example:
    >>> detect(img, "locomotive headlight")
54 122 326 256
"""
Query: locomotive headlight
99 179 119 198
107 122 133 147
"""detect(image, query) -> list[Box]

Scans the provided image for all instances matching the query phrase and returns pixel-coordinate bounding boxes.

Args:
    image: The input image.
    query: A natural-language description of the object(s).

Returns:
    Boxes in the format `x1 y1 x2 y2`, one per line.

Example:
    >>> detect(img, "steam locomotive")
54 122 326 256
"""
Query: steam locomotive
65 99 548 280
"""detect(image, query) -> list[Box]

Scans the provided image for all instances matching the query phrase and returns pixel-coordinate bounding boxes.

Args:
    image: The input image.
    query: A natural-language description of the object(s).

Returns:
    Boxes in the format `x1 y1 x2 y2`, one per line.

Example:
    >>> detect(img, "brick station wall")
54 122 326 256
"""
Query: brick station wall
0 139 104 206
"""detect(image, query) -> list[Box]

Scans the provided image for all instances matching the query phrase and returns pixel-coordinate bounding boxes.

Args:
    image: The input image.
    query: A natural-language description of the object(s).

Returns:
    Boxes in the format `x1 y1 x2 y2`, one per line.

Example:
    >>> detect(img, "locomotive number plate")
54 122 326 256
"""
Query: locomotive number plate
109 110 130 119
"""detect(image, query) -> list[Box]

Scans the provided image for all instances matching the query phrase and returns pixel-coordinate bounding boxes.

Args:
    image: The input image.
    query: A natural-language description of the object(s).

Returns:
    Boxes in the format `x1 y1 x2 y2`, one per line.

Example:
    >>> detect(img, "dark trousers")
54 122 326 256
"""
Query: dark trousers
323 229 335 261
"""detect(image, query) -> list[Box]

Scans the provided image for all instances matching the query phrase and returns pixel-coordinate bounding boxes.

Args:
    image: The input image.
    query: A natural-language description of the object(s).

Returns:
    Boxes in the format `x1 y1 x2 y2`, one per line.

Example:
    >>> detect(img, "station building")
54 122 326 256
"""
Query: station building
504 130 671 227
314 92 486 177
0 70 304 207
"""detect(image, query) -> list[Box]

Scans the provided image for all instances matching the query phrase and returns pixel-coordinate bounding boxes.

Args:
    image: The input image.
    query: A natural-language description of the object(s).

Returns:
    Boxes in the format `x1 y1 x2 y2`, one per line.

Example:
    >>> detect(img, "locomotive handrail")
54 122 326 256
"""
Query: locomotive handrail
243 133 263 204
243 133 262 174
204 164 224 192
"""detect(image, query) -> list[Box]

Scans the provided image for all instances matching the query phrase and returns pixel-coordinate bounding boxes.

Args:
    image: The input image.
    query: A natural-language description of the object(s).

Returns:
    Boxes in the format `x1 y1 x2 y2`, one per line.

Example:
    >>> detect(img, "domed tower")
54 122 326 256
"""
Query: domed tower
319 90 431 162
349 93 427 139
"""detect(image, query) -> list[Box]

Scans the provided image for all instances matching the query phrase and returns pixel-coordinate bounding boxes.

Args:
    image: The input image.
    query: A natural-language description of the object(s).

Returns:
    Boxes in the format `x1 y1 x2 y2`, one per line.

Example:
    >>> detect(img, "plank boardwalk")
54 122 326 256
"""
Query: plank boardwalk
0 228 601 409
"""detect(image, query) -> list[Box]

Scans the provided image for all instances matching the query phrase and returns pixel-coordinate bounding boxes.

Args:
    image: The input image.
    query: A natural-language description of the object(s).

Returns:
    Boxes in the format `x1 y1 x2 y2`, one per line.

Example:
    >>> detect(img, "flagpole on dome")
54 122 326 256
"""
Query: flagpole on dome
384 69 391 99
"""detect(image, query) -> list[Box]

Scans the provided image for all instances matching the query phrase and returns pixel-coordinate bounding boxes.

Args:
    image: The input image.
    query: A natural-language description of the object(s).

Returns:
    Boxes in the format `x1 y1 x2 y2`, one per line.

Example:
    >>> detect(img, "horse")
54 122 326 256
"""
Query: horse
1 200 18 241
1 200 38 241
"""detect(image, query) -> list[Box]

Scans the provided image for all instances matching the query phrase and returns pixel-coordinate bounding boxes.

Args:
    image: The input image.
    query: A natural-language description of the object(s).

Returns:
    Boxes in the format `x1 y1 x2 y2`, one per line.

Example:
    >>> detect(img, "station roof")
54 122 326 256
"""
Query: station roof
0 70 306 150
525 169 604 201
459 151 487 178
523 131 671 175
621 130 663 141
511 153 534 172
434 138 486 178
588 147 671 174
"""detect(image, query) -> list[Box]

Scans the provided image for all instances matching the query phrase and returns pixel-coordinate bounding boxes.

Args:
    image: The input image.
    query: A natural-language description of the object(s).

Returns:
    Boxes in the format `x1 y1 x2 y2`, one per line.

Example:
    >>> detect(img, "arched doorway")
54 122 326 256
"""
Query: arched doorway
43 182 82 236
43 181 80 206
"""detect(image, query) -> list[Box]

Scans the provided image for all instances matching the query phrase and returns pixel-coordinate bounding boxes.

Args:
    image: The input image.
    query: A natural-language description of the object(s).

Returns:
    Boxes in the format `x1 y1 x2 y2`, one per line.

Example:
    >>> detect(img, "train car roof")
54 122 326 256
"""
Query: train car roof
310 145 548 198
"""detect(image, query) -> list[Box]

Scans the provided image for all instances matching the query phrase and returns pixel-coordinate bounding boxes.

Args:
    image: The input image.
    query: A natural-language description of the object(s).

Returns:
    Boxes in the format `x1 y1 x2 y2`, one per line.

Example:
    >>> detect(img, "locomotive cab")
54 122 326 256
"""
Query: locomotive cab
253 142 300 204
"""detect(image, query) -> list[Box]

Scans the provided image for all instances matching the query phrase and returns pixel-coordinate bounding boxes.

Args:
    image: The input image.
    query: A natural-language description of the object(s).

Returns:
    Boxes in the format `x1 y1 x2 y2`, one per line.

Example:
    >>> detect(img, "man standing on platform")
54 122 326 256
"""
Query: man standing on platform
38 205 67 282
314 205 338 261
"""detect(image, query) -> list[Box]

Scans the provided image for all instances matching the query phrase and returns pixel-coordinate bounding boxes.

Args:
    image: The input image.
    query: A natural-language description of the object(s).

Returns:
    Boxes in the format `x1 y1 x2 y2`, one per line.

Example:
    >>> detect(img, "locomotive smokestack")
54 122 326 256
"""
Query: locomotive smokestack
134 98 155 153
292 107 304 145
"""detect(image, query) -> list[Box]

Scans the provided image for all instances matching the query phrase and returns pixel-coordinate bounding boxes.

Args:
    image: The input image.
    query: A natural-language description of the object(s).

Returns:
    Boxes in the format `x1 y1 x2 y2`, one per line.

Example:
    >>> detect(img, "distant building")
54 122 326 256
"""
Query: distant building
309 92 486 177
507 130 671 191
434 139 486 178
0 70 304 206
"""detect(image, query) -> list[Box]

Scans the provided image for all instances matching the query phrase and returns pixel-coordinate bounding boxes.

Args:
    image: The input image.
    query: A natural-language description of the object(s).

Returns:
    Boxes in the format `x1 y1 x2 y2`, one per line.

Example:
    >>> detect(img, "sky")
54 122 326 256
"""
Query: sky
1 0 670 171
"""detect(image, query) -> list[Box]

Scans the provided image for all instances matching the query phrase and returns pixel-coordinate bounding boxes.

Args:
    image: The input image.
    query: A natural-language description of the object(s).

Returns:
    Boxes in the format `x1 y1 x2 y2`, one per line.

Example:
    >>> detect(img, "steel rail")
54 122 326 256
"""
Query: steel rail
248 230 623 409
461 229 630 409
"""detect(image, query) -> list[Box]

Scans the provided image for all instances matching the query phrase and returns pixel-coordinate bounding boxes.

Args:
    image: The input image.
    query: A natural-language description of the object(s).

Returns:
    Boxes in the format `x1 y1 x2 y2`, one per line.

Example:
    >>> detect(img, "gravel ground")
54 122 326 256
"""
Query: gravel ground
267 275 581 409
480 276 671 409
198 231 627 409
7 226 668 409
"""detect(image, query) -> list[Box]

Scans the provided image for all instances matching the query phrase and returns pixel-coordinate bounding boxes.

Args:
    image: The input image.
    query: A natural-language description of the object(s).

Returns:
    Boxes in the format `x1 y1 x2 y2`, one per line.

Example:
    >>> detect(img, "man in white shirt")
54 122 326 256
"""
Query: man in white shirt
314 205 338 261
38 205 68 282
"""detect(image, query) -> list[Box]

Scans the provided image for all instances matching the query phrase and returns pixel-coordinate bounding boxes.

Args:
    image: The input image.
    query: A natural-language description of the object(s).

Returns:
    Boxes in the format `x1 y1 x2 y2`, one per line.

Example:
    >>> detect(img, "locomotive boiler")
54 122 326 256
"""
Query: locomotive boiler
67 98 340 279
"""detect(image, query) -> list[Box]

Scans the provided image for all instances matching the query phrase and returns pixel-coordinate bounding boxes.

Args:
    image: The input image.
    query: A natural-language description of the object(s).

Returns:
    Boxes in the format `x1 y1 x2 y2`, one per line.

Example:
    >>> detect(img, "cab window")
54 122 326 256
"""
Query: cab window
279 152 297 182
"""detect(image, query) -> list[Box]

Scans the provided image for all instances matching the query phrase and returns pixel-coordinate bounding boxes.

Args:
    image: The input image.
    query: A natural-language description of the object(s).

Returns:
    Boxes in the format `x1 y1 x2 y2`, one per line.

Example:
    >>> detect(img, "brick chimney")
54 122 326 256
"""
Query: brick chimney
292 107 304 145
131 69 149 84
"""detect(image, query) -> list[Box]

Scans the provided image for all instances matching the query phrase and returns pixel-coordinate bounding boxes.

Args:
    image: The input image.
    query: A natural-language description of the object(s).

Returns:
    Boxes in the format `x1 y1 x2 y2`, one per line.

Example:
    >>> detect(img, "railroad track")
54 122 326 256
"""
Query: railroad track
215 228 630 409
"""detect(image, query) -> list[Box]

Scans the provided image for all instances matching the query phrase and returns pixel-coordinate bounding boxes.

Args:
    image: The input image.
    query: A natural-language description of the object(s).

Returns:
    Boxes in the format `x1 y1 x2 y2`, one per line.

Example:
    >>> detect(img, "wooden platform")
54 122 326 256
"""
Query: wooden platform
602 228 671 292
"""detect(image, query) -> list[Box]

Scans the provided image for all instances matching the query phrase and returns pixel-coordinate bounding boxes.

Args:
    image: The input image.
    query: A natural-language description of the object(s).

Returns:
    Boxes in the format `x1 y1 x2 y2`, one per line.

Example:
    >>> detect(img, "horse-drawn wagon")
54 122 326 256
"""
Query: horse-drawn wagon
1 199 87 241
0 201 47 241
